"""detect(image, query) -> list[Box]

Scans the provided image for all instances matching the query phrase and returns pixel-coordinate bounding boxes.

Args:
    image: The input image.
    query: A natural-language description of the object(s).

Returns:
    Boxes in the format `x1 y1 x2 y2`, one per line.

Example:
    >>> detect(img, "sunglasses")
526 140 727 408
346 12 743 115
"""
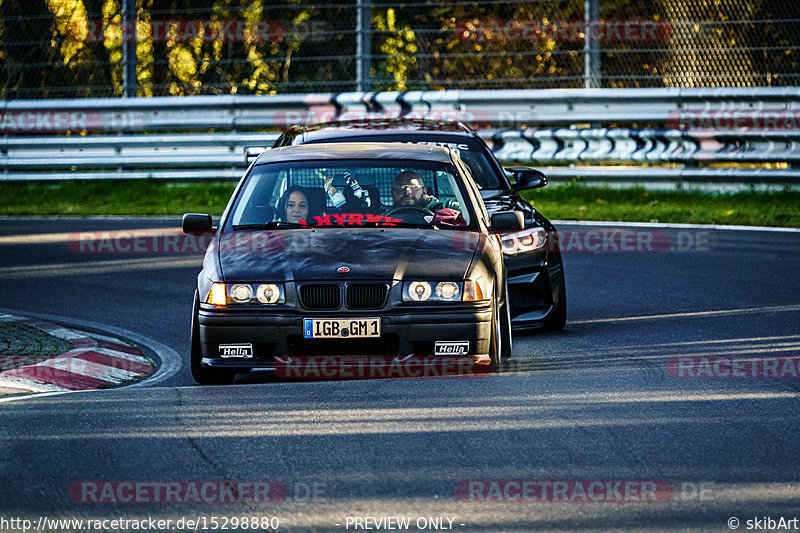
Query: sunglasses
392 185 423 193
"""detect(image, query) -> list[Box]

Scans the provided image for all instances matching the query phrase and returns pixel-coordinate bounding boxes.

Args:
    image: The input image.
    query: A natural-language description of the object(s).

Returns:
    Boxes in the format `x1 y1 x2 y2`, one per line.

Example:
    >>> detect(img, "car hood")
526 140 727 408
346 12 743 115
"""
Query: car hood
216 228 481 282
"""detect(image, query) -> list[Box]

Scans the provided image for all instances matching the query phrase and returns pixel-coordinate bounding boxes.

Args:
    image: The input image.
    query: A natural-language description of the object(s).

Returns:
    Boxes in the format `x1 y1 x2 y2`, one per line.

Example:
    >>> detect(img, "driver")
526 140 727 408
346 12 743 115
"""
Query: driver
391 170 460 212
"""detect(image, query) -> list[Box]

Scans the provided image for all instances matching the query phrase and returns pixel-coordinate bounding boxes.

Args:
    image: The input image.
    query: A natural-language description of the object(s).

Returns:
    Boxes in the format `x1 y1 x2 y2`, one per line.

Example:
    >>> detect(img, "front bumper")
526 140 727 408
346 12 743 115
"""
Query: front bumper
504 250 564 330
197 305 493 370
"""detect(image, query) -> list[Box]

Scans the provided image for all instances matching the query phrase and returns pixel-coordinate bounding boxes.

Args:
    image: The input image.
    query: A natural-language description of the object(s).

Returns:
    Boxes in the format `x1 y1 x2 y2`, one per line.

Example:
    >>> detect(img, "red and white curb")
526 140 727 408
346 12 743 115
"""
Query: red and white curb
0 314 154 392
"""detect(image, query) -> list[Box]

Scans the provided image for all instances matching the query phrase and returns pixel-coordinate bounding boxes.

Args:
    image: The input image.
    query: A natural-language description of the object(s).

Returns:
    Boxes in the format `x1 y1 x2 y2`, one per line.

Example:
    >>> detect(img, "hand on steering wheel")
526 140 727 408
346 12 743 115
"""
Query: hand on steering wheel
385 205 435 219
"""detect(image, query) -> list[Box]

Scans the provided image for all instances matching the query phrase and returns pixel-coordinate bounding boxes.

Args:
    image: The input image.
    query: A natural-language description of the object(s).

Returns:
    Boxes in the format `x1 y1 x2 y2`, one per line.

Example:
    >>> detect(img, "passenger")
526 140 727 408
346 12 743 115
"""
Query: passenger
391 170 460 212
277 186 316 223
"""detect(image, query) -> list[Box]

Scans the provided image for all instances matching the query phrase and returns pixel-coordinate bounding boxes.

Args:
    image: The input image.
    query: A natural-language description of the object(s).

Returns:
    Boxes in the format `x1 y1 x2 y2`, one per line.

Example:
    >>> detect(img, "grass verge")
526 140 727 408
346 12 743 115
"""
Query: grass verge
1 180 799 227
522 185 800 227
0 322 74 368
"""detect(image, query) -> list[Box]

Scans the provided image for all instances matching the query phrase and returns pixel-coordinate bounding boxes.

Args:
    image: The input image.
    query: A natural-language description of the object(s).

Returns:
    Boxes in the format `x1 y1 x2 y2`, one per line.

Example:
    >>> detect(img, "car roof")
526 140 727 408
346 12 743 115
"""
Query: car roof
255 141 455 165
285 119 479 144
286 118 472 135
302 129 478 144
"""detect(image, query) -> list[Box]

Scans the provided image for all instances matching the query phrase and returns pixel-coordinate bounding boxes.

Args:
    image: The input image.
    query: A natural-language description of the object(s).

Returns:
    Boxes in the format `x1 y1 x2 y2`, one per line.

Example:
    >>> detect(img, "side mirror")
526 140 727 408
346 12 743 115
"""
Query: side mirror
244 146 267 164
182 213 213 234
490 210 524 233
507 168 548 191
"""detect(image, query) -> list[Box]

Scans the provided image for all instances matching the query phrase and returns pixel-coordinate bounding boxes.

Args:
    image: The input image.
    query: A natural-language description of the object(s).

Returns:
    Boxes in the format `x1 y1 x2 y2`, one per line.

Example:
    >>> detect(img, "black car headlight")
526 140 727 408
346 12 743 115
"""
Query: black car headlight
501 227 547 255
206 283 285 305
402 281 488 302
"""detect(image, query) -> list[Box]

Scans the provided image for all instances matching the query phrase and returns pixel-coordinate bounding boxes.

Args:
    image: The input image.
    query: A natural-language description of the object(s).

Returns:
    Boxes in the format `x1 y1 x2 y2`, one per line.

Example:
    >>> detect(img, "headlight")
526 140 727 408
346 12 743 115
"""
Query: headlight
230 284 253 303
501 227 547 255
406 281 432 301
402 281 487 302
205 283 285 305
256 283 282 304
435 282 460 301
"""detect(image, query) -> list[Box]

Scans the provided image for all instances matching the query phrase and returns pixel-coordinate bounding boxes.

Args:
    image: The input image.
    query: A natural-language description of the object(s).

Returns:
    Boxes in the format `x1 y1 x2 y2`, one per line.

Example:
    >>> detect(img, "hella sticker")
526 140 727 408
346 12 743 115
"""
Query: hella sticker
434 341 469 355
219 343 253 358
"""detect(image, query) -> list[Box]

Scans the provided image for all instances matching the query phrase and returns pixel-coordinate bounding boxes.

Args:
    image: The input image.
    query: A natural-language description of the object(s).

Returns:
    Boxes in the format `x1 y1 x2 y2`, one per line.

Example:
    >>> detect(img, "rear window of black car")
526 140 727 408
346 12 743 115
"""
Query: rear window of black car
296 134 502 189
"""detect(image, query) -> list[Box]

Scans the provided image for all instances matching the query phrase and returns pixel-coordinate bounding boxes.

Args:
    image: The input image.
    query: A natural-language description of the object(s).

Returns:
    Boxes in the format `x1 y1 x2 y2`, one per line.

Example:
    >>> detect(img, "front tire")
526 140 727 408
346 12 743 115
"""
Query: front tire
190 292 236 385
499 284 513 361
489 297 503 372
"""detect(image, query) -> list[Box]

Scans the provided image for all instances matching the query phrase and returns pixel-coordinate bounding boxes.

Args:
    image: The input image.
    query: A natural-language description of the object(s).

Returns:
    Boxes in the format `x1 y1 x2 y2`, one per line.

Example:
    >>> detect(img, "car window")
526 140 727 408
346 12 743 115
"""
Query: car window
451 147 497 189
228 160 475 230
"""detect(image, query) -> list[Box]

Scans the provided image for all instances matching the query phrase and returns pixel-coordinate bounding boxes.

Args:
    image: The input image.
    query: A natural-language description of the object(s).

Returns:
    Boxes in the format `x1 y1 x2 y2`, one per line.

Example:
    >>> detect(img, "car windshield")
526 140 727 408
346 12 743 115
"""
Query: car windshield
227 159 475 230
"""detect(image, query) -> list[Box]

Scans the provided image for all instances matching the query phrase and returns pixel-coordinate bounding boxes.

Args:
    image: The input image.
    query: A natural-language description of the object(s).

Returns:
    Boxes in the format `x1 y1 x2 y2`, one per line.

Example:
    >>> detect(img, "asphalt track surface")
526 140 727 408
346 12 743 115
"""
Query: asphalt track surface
0 217 799 532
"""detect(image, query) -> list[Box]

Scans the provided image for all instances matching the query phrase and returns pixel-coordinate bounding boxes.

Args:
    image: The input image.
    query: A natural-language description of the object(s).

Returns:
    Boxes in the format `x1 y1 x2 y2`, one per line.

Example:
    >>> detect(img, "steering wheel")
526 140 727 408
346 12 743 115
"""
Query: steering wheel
385 205 434 224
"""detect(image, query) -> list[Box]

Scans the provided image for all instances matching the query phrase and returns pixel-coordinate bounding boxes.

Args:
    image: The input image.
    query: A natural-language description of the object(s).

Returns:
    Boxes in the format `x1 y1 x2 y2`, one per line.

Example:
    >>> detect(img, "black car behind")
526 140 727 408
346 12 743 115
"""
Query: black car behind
271 119 567 332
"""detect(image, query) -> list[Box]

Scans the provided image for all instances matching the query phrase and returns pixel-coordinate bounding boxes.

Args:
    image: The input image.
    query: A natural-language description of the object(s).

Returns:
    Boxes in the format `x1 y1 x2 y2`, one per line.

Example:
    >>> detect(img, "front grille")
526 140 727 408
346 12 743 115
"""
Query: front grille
346 283 388 309
300 284 340 309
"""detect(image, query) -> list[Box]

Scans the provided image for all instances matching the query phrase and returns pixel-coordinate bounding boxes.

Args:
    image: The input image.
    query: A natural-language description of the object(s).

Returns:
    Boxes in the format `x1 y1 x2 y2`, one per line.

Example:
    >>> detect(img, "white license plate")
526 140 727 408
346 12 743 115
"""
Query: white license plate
304 318 381 339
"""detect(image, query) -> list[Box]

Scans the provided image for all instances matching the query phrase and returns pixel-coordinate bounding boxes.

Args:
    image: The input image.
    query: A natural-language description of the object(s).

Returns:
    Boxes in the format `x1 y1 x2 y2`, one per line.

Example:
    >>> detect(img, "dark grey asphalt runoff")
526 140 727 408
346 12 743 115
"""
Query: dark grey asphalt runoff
0 217 798 532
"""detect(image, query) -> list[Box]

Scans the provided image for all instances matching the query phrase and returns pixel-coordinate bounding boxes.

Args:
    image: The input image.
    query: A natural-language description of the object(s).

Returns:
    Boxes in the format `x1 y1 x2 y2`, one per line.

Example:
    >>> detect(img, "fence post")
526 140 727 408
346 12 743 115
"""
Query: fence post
356 0 372 92
584 0 600 89
122 0 138 97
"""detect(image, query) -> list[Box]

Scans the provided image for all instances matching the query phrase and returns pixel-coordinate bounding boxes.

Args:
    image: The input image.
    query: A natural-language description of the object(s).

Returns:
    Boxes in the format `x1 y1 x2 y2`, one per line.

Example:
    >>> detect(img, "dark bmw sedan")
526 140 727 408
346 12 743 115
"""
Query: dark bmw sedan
184 142 525 384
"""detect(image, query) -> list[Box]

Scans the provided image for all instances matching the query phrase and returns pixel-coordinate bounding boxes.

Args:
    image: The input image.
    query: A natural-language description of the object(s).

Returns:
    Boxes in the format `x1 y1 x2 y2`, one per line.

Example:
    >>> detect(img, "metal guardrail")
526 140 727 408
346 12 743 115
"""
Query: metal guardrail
2 88 799 189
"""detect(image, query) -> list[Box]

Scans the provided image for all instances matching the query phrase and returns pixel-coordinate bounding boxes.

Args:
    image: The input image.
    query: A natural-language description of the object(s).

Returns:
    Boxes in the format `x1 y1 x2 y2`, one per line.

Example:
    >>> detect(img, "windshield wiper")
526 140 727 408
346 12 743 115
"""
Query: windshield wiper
232 221 306 230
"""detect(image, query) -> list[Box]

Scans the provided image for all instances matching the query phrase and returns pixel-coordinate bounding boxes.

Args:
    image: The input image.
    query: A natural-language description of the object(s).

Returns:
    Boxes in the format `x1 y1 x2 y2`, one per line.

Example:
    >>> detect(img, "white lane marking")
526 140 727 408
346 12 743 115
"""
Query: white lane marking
614 334 800 350
0 228 183 245
571 304 800 325
0 391 74 404
553 220 800 233
0 256 201 279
